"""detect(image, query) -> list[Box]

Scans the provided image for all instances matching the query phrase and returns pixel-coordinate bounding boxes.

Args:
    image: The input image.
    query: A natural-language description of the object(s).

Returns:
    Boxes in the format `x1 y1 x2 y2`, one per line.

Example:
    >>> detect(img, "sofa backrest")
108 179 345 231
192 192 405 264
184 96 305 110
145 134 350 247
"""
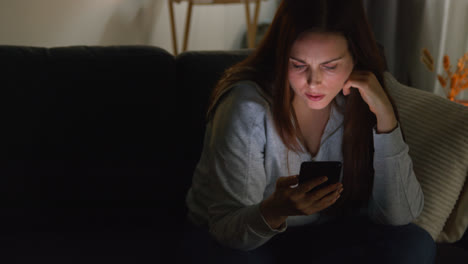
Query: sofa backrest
175 50 251 193
0 45 177 207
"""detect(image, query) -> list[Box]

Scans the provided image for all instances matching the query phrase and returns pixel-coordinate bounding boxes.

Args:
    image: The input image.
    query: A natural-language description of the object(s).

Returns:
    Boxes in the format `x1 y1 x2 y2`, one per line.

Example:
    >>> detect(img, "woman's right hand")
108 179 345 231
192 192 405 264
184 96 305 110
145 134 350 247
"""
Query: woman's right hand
260 175 343 229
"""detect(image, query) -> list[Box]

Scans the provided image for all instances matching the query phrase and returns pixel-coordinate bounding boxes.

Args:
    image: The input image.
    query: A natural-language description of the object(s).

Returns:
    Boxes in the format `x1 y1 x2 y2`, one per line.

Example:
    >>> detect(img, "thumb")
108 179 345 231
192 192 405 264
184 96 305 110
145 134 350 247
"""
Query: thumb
276 175 299 188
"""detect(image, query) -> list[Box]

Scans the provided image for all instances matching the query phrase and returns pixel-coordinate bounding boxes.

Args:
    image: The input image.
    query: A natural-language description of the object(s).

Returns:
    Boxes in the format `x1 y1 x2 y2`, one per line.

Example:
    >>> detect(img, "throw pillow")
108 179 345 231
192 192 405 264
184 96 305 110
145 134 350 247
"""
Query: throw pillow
384 72 468 242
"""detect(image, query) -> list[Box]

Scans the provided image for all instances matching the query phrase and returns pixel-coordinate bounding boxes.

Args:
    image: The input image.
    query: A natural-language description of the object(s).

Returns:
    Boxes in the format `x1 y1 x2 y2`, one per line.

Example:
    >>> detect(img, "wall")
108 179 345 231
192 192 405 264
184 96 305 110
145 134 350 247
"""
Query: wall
0 0 279 54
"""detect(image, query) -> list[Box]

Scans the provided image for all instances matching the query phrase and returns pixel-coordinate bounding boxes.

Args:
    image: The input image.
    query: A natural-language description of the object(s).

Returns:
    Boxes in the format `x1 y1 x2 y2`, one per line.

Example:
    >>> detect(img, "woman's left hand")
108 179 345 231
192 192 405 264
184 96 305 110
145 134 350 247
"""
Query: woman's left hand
343 71 398 133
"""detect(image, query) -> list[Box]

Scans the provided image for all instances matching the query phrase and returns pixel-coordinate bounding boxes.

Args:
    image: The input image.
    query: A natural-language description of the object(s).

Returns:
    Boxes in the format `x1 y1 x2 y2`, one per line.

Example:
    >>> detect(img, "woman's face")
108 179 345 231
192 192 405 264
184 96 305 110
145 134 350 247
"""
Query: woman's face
288 31 354 111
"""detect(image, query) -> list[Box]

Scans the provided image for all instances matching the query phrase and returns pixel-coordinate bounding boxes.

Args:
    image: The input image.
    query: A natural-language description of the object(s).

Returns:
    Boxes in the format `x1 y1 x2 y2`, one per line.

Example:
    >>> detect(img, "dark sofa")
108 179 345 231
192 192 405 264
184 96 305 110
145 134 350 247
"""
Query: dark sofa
0 45 466 263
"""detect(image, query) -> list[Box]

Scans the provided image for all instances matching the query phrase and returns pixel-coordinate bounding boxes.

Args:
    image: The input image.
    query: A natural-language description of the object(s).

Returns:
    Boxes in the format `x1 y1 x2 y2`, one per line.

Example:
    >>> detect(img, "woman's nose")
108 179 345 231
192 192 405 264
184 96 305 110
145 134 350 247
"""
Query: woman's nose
307 69 322 86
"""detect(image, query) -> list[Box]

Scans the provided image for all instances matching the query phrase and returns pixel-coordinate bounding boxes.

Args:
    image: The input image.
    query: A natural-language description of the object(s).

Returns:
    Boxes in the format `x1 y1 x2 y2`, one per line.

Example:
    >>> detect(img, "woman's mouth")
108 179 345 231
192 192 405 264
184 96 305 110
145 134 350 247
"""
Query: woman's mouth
306 93 325 101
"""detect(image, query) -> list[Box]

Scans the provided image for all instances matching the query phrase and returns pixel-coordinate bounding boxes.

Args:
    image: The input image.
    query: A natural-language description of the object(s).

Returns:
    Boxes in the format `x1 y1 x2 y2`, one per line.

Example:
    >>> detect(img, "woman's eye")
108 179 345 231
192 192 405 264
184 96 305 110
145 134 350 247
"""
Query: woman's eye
292 64 305 69
323 65 337 70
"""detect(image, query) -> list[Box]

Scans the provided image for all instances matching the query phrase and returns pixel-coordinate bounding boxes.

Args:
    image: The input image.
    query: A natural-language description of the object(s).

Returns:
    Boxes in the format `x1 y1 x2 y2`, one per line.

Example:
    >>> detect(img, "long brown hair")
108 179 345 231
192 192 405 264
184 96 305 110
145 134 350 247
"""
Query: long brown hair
207 0 398 215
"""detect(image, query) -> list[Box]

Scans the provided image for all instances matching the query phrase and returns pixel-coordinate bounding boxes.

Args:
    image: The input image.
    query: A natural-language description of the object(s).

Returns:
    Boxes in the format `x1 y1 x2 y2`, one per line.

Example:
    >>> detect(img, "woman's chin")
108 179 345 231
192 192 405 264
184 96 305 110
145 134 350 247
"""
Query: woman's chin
306 98 332 110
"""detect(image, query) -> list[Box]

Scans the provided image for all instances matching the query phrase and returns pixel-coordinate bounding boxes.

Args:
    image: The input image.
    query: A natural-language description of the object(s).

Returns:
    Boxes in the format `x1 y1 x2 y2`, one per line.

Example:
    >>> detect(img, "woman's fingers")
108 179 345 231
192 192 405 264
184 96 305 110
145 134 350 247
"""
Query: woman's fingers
343 71 373 96
276 175 299 189
272 176 343 216
307 182 342 201
301 184 343 214
290 181 343 215
296 176 329 194
343 70 396 118
313 186 343 212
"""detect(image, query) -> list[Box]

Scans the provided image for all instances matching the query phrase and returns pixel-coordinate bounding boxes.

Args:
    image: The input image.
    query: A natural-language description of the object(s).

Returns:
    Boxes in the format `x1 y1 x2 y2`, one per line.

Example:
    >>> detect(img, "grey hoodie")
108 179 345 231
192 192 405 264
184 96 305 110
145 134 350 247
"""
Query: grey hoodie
186 80 424 251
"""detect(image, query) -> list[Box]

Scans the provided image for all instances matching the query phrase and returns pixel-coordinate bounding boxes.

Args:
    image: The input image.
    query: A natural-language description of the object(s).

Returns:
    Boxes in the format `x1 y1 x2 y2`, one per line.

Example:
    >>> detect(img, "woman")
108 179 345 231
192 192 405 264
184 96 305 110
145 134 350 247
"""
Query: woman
182 0 435 263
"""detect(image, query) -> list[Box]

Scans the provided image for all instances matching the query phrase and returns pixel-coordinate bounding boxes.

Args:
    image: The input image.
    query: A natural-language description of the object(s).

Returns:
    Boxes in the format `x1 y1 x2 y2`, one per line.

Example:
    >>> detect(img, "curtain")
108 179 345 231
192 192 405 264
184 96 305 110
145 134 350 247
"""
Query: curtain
364 0 468 100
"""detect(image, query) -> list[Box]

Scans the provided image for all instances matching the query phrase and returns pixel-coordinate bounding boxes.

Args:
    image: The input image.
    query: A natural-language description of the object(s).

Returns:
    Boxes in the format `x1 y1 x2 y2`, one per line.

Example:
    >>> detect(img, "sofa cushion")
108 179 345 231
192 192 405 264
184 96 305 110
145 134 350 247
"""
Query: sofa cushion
384 72 468 242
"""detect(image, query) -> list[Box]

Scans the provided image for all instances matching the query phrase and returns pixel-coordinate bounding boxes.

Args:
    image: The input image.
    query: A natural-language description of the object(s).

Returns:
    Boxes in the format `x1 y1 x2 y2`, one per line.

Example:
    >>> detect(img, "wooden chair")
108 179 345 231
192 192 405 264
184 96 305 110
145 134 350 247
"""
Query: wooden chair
168 0 264 55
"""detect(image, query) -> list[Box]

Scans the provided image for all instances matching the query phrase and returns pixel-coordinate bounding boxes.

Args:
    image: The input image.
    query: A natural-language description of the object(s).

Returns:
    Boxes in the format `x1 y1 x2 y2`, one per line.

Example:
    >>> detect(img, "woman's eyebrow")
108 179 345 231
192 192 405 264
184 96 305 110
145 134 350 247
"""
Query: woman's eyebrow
289 54 345 64
289 56 307 64
321 55 345 64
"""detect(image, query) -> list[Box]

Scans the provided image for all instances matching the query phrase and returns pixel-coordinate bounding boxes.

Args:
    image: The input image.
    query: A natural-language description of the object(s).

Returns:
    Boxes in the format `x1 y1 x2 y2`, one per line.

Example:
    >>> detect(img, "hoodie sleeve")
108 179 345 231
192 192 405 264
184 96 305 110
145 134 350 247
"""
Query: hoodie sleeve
368 124 424 225
201 84 286 251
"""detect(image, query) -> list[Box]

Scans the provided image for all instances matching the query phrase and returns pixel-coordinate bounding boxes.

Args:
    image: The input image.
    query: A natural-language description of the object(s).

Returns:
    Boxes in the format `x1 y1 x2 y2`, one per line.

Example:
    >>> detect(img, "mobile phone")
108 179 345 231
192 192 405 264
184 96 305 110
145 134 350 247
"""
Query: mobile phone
298 161 342 190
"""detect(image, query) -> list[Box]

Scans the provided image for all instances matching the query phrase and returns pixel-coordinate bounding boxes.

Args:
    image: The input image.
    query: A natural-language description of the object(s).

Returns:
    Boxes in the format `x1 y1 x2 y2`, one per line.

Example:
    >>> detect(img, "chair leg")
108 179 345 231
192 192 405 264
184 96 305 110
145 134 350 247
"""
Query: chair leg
244 1 253 48
252 0 261 47
172 0 262 52
168 0 178 55
183 0 194 52
245 0 262 49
